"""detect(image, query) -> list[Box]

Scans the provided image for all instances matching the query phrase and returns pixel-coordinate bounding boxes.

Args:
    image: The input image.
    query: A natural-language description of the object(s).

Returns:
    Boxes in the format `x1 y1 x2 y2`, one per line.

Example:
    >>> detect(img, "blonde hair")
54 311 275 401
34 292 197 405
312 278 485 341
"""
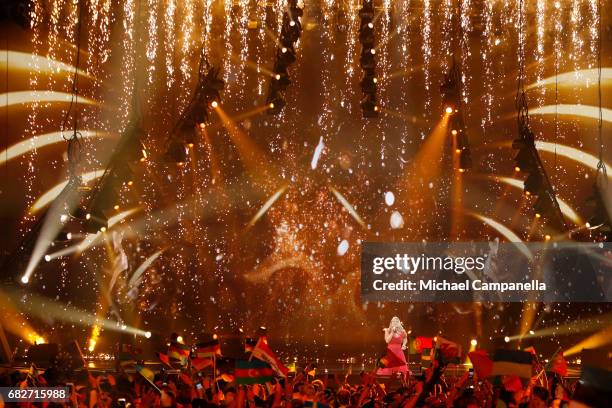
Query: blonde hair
388 316 405 333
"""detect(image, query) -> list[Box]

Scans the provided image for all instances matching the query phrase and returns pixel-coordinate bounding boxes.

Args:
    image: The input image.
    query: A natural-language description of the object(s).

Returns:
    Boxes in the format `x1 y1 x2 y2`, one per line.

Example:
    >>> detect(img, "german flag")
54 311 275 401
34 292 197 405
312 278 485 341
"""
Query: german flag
168 342 190 364
191 357 213 372
196 340 221 358
235 360 274 384
156 352 173 368
491 349 533 378
378 354 390 368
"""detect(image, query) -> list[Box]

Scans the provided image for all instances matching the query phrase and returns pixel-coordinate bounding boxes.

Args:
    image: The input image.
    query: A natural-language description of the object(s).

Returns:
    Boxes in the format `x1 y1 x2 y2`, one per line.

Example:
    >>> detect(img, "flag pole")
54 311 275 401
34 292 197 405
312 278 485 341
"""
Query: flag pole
213 353 217 394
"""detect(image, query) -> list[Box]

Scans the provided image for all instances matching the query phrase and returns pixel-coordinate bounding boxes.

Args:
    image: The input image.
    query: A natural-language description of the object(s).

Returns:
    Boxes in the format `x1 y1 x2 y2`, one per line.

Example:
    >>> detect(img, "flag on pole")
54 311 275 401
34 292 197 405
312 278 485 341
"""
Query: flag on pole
235 360 275 384
413 337 433 354
548 351 568 377
245 338 257 353
468 349 493 378
191 357 213 372
251 337 288 377
157 352 173 368
377 354 390 368
135 365 160 392
168 342 190 364
435 337 462 364
179 373 193 386
491 349 534 378
216 373 236 383
196 340 221 358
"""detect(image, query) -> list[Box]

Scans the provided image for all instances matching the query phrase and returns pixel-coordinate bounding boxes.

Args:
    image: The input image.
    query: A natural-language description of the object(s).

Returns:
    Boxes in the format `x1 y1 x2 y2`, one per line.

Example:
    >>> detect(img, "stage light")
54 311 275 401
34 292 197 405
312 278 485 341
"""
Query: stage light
44 255 51 262
213 333 218 340
127 180 133 186
535 213 541 218
100 226 107 232
55 231 72 242
470 339 478 346
515 166 521 172
177 335 184 343
34 337 46 345
281 47 287 53
211 100 218 108
368 22 373 28
544 234 551 241
275 74 281 80
86 213 91 220
504 336 510 343
60 214 68 222
455 148 461 153
113 204 119 210
290 20 295 26
145 331 152 338
370 49 376 55
451 129 458 136
445 106 453 114
269 102 275 108
529 330 535 335
458 168 465 173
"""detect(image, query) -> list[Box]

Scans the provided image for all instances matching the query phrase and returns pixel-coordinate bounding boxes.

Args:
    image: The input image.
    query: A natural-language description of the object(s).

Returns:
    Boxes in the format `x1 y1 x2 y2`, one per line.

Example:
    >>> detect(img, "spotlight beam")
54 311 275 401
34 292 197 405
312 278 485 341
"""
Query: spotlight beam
1 131 115 165
564 325 612 357
466 211 532 260
29 170 106 214
530 104 612 123
128 249 165 288
534 141 612 178
493 176 583 225
329 186 367 229
0 91 97 107
3 289 149 337
1 50 93 78
527 68 612 89
508 313 612 342
248 185 288 227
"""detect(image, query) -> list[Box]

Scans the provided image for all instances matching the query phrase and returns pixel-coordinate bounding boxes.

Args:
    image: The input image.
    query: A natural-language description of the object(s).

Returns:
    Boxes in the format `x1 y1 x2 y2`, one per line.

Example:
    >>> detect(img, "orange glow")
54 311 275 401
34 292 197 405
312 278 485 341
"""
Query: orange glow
451 127 464 240
445 106 453 114
564 326 612 356
397 115 450 237
214 106 277 186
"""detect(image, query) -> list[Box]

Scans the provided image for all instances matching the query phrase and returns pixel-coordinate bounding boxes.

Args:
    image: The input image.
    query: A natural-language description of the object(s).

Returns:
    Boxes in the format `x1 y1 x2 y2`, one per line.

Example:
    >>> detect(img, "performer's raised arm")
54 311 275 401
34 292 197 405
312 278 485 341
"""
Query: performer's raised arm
383 327 393 343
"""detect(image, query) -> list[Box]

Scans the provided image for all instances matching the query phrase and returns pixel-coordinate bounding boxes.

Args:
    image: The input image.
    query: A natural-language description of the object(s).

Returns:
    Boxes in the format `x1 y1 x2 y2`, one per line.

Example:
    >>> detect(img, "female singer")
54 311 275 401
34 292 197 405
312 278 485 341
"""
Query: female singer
376 316 409 379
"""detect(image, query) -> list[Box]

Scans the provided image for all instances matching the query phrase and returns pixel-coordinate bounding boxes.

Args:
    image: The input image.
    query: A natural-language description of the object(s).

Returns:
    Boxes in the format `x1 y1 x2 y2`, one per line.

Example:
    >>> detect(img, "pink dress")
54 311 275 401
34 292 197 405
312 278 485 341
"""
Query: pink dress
376 331 408 376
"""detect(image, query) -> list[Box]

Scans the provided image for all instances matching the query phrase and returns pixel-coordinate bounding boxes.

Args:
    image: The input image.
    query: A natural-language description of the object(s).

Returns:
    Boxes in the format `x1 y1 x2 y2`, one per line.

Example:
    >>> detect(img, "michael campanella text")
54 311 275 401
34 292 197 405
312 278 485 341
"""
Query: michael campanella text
372 279 547 293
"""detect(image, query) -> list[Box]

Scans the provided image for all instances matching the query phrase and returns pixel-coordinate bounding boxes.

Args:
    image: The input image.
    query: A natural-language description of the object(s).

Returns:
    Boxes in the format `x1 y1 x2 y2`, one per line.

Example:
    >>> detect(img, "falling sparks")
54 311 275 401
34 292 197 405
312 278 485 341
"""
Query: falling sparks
5 0 610 350
421 0 432 111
